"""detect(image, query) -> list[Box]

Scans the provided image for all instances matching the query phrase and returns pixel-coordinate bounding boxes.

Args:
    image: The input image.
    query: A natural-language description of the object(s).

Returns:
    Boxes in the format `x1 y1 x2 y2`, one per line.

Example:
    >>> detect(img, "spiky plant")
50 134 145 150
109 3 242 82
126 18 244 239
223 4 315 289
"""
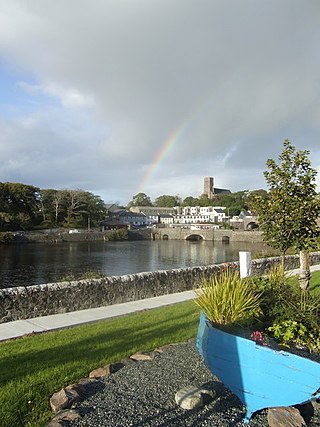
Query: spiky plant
195 269 262 328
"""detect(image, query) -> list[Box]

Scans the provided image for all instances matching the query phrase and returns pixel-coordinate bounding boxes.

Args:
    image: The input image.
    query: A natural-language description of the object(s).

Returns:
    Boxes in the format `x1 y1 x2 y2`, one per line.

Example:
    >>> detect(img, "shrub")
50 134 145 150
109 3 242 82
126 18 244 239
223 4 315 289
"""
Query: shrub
256 266 320 353
104 229 128 241
195 269 262 329
0 232 14 244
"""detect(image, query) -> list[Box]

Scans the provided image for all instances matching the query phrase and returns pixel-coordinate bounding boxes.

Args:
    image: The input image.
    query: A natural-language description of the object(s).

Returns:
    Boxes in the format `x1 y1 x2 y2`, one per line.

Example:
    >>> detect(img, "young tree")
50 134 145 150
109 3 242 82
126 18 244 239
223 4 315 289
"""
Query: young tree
251 139 320 290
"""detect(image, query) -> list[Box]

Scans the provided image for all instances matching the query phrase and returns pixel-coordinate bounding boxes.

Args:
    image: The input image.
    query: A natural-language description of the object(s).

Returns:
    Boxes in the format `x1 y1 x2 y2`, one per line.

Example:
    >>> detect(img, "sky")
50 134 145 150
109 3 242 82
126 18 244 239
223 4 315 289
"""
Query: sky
0 0 320 205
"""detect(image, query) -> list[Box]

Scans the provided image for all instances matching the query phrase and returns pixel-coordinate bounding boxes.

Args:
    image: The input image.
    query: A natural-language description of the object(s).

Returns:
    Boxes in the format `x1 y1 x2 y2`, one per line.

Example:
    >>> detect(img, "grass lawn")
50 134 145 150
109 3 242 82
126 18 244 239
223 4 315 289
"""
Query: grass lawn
0 300 199 427
309 270 320 295
288 269 320 295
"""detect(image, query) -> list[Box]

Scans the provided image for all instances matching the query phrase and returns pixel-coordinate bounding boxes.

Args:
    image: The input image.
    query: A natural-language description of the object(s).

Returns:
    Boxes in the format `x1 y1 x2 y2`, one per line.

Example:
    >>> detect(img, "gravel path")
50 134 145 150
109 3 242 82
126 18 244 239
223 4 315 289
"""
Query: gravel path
69 340 320 427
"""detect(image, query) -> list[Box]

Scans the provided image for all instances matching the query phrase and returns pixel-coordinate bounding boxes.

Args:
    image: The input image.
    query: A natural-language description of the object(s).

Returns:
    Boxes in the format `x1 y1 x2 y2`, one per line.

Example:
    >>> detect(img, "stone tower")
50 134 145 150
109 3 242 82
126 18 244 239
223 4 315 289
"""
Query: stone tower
204 177 214 199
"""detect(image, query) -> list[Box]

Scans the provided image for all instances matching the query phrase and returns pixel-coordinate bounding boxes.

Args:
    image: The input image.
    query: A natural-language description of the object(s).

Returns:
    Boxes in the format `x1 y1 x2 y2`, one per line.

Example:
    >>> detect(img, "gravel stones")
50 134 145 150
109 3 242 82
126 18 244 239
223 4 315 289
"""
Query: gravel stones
58 340 320 427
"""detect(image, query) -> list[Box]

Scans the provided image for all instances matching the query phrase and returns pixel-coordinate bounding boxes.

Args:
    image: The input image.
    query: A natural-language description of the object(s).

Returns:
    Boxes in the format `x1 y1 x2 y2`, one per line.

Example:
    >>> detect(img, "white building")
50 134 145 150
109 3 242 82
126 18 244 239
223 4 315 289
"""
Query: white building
173 206 228 224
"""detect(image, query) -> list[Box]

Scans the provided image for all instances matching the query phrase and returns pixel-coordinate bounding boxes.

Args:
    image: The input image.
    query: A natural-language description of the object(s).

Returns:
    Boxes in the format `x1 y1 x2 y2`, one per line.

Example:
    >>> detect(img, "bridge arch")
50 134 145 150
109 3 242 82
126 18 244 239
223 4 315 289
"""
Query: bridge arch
222 236 230 243
162 234 169 240
246 222 259 230
185 234 204 241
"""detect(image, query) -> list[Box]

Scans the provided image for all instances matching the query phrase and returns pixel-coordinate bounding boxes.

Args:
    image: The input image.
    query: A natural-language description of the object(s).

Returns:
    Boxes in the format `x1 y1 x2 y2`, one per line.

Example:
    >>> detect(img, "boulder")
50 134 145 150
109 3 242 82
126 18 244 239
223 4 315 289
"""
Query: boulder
175 385 216 410
130 351 157 361
267 406 306 427
89 361 125 378
50 388 80 413
48 409 81 426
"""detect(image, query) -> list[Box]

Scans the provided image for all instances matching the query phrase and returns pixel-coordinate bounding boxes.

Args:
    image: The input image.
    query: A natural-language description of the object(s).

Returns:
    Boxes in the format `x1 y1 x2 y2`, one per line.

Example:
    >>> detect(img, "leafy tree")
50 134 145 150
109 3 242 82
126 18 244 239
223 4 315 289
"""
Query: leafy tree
81 192 107 228
0 182 41 230
251 140 320 290
154 195 181 207
182 196 200 207
247 189 268 212
214 191 249 216
198 194 214 207
127 192 153 208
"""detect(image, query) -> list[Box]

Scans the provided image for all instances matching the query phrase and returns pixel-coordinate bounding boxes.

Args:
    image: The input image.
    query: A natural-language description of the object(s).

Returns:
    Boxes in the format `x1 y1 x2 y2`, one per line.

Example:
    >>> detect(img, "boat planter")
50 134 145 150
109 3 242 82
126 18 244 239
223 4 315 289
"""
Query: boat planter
197 312 320 423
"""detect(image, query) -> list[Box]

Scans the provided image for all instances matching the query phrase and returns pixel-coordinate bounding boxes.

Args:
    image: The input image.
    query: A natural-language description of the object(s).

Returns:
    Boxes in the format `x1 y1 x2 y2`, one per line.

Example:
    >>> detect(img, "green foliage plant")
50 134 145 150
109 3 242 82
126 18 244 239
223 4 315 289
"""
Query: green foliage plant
195 268 262 329
104 229 128 241
268 320 320 353
251 140 320 289
0 232 14 244
255 266 320 353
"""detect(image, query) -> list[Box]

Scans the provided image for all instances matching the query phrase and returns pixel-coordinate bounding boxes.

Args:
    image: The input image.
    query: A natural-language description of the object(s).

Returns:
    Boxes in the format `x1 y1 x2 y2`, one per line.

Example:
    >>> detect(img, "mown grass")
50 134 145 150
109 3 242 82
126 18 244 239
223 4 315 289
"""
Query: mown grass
288 269 320 295
0 300 198 427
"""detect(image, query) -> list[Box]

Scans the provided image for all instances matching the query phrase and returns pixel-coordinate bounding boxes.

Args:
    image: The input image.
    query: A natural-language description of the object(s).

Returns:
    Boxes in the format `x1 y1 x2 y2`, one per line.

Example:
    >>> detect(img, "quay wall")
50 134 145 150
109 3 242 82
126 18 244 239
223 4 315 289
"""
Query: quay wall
1 252 320 324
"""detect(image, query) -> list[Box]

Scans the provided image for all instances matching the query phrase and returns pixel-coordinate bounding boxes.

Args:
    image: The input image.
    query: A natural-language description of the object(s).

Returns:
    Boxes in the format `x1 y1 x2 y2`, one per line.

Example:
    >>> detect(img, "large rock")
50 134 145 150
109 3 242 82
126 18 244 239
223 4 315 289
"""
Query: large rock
50 388 80 413
267 406 306 427
175 385 216 410
130 351 158 361
89 361 125 378
69 377 98 395
48 409 81 426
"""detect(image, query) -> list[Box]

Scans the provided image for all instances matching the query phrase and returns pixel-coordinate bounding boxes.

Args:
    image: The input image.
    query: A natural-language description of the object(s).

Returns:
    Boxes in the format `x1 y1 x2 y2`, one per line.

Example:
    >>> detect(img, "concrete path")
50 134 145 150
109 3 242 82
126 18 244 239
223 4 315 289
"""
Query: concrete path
1 264 319 342
0 290 196 342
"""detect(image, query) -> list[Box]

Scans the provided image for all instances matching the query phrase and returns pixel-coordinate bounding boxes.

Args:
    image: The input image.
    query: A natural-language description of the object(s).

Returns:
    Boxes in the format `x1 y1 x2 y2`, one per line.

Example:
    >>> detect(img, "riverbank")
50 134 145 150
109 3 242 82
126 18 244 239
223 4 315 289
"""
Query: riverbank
1 228 264 244
1 228 152 244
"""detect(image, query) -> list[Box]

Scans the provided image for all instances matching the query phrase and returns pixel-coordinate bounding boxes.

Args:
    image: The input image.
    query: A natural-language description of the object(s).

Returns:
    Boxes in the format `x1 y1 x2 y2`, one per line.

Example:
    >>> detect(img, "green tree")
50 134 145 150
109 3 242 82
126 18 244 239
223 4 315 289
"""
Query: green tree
182 196 200 207
127 192 153 208
0 182 41 230
251 139 320 290
198 194 214 207
81 192 107 228
154 195 181 207
214 191 249 216
247 189 268 212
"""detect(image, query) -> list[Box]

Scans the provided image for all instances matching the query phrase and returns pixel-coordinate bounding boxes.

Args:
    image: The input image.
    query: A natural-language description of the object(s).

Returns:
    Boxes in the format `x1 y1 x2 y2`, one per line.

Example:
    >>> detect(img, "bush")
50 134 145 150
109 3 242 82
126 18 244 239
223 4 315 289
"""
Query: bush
195 268 262 329
0 232 14 244
104 229 128 241
256 266 320 353
196 264 320 353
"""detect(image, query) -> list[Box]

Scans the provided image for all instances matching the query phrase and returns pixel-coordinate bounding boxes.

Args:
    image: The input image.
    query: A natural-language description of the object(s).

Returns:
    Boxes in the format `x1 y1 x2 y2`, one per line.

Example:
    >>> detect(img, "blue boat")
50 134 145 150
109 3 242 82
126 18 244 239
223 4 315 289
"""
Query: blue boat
197 312 320 423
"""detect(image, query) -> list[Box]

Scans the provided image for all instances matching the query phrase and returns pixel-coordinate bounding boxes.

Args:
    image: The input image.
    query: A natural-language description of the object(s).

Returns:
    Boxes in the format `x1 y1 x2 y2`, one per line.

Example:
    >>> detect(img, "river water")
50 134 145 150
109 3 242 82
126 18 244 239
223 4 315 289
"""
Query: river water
0 240 271 289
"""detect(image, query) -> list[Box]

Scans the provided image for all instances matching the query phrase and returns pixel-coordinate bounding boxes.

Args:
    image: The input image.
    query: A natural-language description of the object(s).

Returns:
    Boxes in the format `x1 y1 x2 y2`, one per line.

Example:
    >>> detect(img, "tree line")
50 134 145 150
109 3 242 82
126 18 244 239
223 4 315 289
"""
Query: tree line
0 183 107 231
127 190 268 217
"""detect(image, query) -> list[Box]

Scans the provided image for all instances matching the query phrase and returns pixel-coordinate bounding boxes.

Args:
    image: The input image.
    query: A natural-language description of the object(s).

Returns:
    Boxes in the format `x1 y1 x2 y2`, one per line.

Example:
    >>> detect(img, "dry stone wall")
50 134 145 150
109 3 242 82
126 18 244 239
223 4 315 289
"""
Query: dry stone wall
1 252 320 324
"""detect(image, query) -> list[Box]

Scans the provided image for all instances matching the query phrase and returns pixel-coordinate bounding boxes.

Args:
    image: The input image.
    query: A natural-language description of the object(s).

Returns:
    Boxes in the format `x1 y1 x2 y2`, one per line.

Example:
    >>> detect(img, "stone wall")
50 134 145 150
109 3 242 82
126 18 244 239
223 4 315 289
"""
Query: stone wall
1 252 320 324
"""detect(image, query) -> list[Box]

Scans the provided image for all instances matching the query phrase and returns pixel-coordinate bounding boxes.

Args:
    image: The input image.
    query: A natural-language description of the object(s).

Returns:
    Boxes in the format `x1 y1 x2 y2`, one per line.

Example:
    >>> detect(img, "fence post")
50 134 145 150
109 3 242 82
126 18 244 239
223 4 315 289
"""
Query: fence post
239 251 252 278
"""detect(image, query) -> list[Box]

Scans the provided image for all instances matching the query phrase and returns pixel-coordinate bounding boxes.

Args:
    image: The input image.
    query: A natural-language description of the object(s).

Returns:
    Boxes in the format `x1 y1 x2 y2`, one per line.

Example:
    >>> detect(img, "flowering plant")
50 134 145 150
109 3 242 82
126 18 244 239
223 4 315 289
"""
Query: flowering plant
250 330 268 346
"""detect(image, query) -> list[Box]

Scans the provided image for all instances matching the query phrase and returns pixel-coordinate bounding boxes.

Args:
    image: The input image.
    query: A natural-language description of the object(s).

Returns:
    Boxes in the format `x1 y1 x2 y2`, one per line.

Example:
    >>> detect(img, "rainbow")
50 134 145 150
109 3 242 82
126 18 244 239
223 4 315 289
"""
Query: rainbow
137 123 185 193
136 94 213 194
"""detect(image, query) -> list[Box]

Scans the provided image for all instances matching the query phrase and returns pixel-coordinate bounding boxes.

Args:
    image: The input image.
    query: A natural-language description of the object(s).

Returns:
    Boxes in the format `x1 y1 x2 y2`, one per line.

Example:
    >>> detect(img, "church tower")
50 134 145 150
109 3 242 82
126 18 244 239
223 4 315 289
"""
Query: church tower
204 176 214 199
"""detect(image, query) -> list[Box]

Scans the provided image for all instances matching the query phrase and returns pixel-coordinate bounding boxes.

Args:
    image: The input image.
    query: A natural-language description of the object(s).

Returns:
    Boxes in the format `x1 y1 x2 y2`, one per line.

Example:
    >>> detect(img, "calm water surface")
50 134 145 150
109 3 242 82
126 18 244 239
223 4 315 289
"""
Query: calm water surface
0 240 270 288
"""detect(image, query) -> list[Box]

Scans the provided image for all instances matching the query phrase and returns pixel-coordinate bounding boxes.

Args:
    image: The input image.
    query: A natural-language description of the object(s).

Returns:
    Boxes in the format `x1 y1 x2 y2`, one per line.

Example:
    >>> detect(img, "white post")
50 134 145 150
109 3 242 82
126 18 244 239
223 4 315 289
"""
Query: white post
239 251 252 278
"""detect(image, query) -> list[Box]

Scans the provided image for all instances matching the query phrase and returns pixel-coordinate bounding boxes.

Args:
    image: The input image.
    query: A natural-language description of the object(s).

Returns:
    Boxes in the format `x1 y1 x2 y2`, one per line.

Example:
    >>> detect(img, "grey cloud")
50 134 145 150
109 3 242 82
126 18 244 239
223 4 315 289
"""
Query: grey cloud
0 0 320 203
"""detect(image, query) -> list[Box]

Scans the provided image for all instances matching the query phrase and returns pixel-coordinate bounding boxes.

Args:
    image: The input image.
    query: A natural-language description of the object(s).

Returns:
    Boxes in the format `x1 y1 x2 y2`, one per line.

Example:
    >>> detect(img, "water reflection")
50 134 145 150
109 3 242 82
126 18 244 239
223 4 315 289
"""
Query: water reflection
0 240 271 288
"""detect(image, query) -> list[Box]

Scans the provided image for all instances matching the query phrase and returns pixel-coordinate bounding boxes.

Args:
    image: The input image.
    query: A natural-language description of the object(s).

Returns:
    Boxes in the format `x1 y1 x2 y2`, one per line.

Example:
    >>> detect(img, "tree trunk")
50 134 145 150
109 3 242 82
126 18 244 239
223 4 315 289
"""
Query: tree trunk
299 250 311 291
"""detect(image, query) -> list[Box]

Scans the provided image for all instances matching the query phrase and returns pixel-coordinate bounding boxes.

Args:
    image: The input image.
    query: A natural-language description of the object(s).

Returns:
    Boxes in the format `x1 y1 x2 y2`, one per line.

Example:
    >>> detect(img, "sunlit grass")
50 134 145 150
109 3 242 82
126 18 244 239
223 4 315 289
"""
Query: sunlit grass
0 301 198 427
288 269 320 296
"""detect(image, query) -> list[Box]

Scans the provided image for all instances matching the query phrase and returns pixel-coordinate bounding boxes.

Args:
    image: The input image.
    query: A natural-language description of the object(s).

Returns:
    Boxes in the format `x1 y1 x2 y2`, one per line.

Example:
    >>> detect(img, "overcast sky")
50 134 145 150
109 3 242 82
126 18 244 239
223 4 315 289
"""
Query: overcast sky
0 0 320 205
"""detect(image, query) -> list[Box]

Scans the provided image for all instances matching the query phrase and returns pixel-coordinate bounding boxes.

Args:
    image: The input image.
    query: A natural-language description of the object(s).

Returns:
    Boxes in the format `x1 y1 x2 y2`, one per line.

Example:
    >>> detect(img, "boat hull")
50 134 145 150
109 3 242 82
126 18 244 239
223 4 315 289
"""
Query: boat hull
197 313 320 422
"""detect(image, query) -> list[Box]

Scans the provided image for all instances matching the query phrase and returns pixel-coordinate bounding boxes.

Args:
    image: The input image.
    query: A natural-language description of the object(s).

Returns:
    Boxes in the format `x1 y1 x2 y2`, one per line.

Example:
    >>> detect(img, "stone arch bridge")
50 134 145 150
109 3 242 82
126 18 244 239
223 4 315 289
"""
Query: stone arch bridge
151 228 262 243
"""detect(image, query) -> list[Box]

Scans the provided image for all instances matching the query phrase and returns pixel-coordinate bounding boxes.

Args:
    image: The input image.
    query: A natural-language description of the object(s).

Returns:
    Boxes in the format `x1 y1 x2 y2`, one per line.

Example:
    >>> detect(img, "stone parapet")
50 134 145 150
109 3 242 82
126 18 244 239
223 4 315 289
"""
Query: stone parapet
0 252 319 324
